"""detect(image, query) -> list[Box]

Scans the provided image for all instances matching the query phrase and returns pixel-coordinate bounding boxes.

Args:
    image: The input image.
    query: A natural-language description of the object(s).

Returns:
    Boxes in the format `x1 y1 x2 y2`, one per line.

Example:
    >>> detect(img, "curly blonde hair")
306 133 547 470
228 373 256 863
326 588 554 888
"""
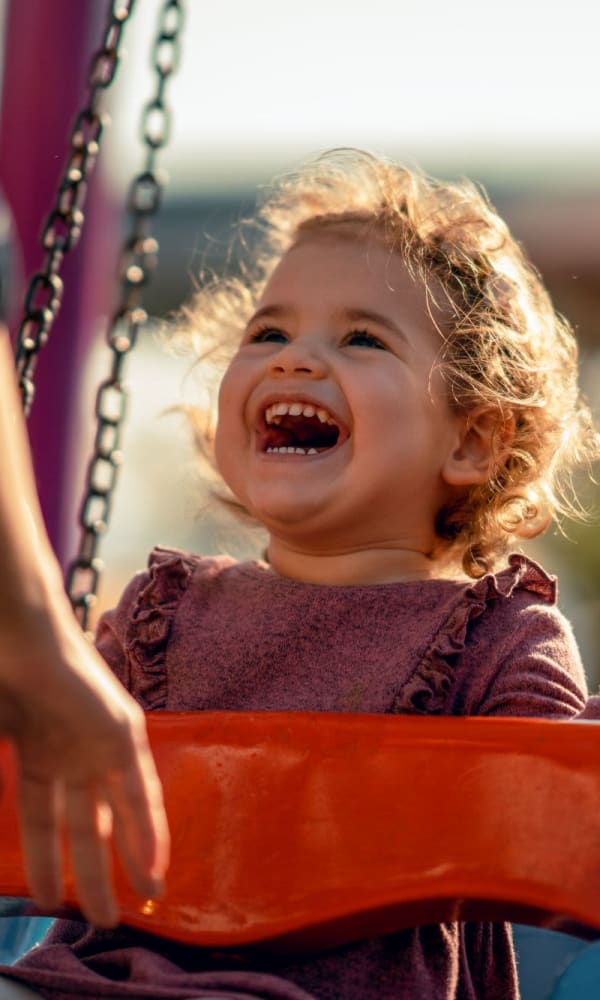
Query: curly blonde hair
177 149 599 577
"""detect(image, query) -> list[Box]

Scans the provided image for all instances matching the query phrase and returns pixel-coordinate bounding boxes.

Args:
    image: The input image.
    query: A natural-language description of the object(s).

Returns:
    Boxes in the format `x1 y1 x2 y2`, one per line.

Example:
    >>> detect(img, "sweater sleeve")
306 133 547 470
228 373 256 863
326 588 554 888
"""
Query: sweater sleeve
450 589 589 718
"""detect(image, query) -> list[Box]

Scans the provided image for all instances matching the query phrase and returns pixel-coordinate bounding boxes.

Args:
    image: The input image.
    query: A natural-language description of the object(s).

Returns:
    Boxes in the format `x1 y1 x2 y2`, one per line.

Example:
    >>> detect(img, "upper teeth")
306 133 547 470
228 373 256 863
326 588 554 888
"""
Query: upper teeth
264 401 337 426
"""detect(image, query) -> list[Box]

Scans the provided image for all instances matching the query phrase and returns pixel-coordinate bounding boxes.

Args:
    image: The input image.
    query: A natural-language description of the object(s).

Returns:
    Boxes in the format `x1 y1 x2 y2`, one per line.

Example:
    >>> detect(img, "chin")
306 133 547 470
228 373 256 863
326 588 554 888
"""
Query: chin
252 505 324 531
246 495 329 533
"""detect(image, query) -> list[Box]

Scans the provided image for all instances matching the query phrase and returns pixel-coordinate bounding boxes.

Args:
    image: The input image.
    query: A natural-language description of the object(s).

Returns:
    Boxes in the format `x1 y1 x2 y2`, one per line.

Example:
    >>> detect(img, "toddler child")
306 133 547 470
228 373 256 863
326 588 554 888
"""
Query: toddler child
3 149 600 1000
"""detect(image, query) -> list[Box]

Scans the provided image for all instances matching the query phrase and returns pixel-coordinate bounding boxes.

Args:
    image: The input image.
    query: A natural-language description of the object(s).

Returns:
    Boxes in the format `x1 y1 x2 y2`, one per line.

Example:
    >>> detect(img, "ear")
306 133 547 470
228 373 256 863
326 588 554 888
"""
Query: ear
442 408 515 487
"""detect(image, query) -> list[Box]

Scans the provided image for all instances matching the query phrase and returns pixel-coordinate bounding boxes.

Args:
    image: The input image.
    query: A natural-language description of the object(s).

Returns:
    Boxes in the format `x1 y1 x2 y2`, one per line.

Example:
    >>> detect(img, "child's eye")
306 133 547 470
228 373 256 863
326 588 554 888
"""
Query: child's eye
344 330 387 350
248 327 288 344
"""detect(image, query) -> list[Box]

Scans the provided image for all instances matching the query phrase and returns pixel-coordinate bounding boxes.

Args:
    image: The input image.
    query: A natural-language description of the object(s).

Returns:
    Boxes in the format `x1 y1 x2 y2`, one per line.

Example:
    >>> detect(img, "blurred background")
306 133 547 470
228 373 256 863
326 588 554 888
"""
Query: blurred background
1 0 599 679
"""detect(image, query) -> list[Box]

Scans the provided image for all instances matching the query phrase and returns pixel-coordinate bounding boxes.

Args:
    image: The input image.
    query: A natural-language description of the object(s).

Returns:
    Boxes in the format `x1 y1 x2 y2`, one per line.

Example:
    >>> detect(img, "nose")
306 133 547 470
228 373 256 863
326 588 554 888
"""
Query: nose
268 337 328 379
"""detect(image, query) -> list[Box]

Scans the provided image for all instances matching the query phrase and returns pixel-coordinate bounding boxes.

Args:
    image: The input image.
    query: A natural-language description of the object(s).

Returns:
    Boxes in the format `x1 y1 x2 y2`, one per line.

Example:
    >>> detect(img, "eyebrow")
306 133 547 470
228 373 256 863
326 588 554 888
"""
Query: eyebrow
246 304 408 343
340 307 408 343
246 304 289 327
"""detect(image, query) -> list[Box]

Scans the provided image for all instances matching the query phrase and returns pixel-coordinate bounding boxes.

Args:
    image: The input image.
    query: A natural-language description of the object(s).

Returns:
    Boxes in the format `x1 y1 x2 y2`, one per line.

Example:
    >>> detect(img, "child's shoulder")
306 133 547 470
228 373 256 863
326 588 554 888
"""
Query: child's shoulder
147 544 238 577
98 547 247 645
463 552 576 651
483 552 557 605
456 551 580 669
446 554 587 717
396 552 586 717
455 552 561 641
140 544 267 592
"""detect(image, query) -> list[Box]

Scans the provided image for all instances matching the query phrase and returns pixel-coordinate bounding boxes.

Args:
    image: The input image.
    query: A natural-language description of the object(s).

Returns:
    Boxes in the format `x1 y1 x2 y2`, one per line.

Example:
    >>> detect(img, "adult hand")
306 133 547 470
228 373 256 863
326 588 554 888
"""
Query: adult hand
0 583 170 927
0 580 170 926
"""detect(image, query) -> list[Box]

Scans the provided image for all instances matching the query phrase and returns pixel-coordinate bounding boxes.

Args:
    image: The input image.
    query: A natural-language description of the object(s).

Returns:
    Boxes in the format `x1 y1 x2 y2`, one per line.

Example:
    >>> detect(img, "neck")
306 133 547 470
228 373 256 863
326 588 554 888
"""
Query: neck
265 538 459 586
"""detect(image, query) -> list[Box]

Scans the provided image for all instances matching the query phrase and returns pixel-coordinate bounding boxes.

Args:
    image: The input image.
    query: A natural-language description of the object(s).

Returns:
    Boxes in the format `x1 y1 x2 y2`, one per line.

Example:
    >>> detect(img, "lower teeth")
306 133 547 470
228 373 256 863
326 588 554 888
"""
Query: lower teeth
266 446 318 454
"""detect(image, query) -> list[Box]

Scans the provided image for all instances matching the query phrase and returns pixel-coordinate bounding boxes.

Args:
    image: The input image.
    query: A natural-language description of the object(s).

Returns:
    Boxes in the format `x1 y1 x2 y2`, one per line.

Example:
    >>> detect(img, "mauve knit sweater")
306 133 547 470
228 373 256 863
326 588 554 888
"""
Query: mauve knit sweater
5 547 594 1000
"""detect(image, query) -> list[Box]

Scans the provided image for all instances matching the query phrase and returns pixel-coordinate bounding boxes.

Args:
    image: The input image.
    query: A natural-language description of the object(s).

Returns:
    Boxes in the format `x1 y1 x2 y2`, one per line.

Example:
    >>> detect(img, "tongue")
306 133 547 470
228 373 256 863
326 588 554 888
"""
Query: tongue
264 426 296 449
261 414 341 452
277 414 339 449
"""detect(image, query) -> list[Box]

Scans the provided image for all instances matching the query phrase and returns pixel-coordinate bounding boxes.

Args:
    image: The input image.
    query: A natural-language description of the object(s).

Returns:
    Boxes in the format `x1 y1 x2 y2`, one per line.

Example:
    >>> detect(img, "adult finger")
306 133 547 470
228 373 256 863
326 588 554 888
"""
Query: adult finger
18 772 62 911
105 729 170 900
64 783 118 927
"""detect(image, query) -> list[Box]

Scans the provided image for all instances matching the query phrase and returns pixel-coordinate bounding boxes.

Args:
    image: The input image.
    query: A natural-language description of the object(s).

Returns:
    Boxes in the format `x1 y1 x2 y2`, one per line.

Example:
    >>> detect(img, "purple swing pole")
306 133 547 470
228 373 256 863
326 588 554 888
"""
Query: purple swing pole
0 0 119 562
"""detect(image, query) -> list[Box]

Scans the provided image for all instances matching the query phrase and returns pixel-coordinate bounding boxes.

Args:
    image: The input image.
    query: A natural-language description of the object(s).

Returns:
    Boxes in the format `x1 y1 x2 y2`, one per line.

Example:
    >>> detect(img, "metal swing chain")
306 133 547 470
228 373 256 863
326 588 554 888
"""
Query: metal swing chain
14 0 137 415
66 0 185 631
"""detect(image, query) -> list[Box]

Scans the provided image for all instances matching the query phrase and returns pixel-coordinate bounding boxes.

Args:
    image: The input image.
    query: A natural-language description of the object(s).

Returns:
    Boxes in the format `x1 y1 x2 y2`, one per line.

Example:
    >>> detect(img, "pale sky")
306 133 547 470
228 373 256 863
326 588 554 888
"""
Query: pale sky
105 0 599 193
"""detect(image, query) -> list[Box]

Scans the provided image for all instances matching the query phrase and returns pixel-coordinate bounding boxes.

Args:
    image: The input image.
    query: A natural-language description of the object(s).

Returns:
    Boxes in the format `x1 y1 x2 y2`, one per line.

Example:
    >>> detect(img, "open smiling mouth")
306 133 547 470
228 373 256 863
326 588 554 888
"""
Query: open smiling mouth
258 401 346 455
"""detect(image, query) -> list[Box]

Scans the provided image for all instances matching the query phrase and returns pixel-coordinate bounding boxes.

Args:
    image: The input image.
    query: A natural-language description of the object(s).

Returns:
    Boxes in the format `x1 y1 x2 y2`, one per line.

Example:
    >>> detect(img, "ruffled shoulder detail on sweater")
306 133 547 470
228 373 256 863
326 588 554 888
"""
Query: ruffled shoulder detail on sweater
393 554 556 715
125 546 198 709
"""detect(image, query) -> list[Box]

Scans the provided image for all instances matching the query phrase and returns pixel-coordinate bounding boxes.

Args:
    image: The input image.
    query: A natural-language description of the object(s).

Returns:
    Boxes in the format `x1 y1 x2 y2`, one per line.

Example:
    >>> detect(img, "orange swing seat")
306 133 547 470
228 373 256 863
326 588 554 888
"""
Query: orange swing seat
2 712 600 952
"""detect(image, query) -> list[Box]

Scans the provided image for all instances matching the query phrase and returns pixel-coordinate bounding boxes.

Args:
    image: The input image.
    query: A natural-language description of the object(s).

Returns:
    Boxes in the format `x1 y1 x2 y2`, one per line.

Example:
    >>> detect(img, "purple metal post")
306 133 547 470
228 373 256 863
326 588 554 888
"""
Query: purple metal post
0 0 119 561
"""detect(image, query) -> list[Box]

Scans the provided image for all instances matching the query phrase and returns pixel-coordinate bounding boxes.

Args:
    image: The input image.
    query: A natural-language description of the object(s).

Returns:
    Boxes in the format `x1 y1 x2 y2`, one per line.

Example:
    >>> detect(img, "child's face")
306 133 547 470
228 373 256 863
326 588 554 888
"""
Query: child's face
215 234 468 557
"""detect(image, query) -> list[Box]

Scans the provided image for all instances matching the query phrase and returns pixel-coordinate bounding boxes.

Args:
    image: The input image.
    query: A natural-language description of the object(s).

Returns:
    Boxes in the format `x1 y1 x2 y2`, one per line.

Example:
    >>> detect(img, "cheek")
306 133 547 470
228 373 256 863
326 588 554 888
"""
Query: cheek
214 367 247 482
214 372 233 462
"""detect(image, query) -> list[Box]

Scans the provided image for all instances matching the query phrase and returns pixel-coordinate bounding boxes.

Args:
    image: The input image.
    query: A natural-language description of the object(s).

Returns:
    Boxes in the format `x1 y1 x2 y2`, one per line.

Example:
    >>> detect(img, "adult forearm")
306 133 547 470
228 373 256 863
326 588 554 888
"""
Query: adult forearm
0 328 63 613
0 326 170 919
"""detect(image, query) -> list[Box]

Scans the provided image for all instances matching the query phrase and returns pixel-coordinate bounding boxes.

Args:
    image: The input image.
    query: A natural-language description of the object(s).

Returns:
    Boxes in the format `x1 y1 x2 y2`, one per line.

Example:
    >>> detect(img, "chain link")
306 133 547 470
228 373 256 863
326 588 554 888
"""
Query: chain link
14 0 137 414
66 0 184 631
